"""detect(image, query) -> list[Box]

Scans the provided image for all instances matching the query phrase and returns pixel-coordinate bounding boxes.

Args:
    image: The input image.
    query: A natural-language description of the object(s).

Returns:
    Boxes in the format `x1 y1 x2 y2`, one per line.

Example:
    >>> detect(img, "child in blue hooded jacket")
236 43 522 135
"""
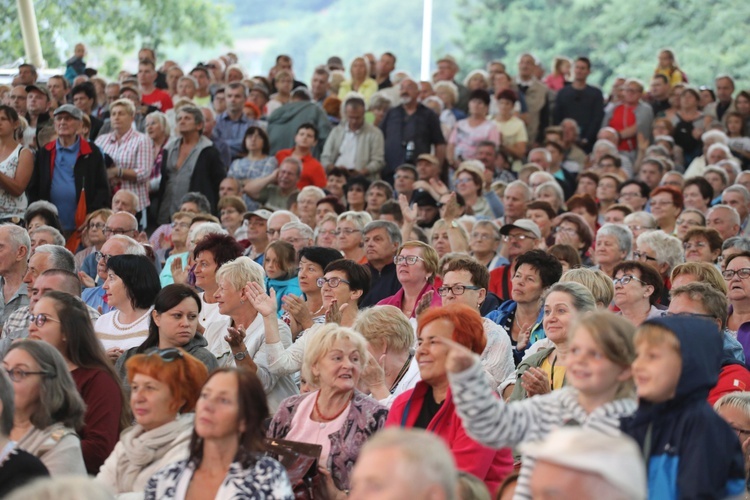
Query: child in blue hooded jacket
264 240 302 318
622 316 746 499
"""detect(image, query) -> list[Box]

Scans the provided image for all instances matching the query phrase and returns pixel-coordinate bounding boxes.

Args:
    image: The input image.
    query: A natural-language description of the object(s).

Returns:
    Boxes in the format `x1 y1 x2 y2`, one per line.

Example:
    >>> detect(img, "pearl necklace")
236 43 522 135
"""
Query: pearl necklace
112 309 151 331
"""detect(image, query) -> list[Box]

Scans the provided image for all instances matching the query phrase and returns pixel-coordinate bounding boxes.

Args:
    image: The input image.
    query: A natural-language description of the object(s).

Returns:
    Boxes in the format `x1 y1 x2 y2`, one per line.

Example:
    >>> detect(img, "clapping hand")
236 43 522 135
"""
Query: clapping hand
224 324 247 349
520 367 551 397
282 294 314 331
244 281 277 317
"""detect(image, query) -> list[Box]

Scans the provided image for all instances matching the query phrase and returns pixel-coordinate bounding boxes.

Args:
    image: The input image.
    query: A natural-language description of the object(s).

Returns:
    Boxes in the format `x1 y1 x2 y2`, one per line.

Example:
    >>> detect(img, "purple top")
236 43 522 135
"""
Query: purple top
377 282 443 318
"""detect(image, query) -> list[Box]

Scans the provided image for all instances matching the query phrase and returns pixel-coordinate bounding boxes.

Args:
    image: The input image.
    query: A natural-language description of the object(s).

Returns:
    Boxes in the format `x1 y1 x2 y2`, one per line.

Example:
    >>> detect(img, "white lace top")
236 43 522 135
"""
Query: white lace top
0 144 27 219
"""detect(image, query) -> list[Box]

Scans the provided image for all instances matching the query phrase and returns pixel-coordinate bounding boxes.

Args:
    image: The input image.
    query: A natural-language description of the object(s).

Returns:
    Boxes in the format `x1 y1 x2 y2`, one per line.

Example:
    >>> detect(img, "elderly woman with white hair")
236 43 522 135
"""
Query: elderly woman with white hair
623 211 657 250
635 230 684 305
204 256 298 412
684 130 731 178
534 181 565 214
157 106 226 224
296 185 326 229
145 111 171 195
336 211 372 264
268 324 388 497
594 223 633 278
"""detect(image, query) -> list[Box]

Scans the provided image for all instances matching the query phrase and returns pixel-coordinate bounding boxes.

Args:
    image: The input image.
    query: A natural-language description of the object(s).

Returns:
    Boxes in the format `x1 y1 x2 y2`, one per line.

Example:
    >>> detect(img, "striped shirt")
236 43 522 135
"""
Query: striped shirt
95 128 154 211
448 361 636 500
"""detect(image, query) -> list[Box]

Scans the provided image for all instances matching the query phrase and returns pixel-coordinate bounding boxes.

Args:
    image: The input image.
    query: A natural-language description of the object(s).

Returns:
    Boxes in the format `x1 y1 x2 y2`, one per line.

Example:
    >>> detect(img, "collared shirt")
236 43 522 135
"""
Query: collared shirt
213 112 253 157
81 285 113 315
0 278 28 332
50 137 80 230
95 128 153 211
336 128 360 170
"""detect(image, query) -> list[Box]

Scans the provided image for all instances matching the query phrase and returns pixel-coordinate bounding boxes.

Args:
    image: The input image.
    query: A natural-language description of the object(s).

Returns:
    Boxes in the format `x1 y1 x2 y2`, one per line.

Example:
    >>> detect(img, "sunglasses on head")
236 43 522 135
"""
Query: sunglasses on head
144 347 184 362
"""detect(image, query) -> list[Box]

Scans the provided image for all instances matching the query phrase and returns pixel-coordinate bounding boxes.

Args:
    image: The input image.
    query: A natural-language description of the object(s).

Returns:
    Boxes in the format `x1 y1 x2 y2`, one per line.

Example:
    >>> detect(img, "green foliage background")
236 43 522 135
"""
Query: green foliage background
4 0 750 89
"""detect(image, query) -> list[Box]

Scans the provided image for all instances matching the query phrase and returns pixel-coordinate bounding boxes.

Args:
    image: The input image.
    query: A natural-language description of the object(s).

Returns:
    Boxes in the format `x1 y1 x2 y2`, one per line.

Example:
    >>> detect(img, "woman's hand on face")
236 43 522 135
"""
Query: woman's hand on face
415 290 434 318
244 281 277 317
434 336 479 374
520 367 551 397
224 324 247 350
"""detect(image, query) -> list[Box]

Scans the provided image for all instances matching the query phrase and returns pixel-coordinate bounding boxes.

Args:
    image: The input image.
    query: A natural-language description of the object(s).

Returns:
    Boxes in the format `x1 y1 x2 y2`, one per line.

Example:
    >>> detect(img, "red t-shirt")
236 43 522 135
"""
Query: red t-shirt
141 88 173 111
275 149 327 190
608 104 636 151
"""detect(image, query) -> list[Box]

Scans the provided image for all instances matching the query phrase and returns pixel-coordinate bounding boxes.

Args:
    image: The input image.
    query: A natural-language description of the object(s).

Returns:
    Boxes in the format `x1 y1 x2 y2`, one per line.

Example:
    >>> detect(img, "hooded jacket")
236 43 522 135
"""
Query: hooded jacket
486 300 545 366
621 317 745 500
267 101 331 158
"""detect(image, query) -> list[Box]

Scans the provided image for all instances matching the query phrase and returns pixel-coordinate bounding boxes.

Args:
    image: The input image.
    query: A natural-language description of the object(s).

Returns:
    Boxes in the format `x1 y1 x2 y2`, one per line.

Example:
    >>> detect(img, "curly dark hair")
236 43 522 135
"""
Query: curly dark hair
513 249 563 288
192 233 244 266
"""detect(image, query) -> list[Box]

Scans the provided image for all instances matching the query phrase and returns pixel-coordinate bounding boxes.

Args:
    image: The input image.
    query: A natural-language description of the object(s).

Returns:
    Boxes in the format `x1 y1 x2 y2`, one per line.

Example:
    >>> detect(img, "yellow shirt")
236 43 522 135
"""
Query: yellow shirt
540 354 566 391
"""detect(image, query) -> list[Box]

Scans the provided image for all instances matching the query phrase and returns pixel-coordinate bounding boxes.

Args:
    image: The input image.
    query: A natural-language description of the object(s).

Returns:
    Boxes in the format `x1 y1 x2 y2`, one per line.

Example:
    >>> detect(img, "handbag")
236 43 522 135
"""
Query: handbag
265 438 329 500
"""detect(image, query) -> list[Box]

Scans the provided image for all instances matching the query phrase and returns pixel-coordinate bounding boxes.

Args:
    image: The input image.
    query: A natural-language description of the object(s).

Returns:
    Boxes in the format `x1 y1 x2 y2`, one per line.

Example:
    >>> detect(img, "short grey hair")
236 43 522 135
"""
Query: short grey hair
337 211 373 232
364 220 402 246
30 225 65 246
268 210 300 226
215 256 265 291
702 129 729 145
529 147 552 164
178 105 205 128
592 139 618 156
714 392 750 421
280 156 303 176
535 181 565 206
506 180 532 201
543 281 597 314
529 171 555 186
357 428 458 500
180 192 211 214
302 323 368 387
723 236 750 252
597 223 633 255
704 166 729 186
33 245 75 273
281 221 314 240
1 223 31 253
707 204 741 226
707 143 731 158
0 369 12 435
433 80 458 102
146 110 171 137
25 200 58 216
188 222 226 248
624 212 657 230
723 185 750 204
298 186 326 202
108 234 147 256
636 231 684 272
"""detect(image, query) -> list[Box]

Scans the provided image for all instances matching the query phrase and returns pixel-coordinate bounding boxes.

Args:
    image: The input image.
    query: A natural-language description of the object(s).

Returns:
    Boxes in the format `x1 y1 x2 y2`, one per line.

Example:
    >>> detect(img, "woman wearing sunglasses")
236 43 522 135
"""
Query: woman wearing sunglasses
3 340 86 475
115 285 219 390
27 291 128 475
377 241 442 319
97 348 208 497
612 262 665 326
145 368 294 500
246 259 371 380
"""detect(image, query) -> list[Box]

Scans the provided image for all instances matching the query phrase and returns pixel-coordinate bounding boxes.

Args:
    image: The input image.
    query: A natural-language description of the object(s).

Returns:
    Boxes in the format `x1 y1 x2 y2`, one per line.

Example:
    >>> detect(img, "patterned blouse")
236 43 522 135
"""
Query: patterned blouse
144 456 293 499
267 390 388 491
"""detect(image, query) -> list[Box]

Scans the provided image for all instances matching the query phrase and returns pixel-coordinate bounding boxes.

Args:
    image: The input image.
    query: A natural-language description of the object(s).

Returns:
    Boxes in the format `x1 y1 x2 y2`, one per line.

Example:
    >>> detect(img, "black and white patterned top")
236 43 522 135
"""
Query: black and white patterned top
144 455 294 499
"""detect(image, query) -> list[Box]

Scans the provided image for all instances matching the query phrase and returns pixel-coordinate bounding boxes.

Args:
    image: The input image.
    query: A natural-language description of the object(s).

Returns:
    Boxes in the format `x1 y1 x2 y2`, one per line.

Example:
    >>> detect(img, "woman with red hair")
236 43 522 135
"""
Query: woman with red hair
649 185 684 235
386 303 513 494
96 349 208 497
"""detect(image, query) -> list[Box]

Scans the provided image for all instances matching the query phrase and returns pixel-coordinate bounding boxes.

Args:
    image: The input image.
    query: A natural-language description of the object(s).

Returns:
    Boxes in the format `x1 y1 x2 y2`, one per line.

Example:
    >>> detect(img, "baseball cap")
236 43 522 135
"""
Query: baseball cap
520 427 646 500
25 84 50 100
53 104 83 120
500 218 541 239
416 154 439 166
244 209 272 221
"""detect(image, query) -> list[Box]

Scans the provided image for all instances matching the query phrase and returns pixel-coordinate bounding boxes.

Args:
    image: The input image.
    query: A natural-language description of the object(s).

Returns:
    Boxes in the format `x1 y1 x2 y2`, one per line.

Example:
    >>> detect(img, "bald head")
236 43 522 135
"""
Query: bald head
105 212 138 240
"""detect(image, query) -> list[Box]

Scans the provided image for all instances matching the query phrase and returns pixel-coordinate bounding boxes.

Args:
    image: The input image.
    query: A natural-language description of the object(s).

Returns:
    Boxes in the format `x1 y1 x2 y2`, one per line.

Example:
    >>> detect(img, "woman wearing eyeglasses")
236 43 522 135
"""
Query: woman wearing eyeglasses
552 213 594 267
3 340 87 475
675 208 706 241
336 211 371 264
203 257 297 413
612 262 665 326
248 259 371 380
115 285 219 391
682 227 722 265
96 255 161 361
97 349 208 497
725 253 750 360
378 241 442 319
29 291 129 474
649 186 684 235
146 368 294 500
76 208 113 280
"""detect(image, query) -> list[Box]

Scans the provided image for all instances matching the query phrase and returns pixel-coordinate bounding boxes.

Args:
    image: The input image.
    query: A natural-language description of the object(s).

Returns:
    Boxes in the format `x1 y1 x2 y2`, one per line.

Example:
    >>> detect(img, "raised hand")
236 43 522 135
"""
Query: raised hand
442 192 462 222
78 271 95 289
171 258 187 285
516 323 532 351
325 299 341 324
244 281 277 317
398 193 418 225
434 335 479 374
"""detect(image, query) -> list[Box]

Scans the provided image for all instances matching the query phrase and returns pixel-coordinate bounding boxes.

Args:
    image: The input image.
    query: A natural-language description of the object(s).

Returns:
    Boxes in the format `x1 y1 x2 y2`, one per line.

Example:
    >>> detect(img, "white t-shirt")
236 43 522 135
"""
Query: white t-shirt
95 308 152 351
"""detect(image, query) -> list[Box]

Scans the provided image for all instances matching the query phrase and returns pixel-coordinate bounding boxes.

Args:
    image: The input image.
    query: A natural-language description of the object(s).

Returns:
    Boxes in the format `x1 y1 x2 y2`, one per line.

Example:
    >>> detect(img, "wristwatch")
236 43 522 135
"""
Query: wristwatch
233 350 249 361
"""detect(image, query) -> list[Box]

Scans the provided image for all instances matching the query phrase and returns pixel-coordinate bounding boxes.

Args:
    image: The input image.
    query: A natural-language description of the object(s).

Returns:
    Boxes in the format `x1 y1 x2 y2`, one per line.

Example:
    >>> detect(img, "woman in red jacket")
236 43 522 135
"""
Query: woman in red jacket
386 303 513 494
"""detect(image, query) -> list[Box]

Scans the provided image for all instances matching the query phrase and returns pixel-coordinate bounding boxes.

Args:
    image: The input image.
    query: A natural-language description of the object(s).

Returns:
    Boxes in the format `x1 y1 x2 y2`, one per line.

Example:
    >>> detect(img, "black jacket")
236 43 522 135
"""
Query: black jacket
158 142 226 216
27 137 111 213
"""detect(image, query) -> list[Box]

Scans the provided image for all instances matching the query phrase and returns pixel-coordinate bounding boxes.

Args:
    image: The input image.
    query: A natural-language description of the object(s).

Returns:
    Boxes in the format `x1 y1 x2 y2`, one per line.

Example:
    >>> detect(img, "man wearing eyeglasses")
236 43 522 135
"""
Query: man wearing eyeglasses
79 211 139 285
668 283 750 405
487 219 542 301
81 235 145 313
280 221 314 256
243 210 271 265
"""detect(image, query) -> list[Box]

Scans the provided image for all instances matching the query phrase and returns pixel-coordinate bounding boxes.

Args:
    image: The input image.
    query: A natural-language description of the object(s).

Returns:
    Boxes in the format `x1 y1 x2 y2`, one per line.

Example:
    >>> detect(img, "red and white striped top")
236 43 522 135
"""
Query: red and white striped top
95 128 154 211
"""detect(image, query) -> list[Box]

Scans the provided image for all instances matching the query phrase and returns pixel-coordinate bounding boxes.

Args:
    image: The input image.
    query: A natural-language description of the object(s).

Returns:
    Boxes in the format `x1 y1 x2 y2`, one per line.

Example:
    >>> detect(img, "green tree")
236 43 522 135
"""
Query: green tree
2 0 232 67
456 0 750 88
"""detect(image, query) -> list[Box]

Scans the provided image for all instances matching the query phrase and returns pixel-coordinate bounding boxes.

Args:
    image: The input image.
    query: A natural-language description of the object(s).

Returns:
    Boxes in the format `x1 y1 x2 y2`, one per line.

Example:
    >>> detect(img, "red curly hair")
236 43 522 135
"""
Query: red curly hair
126 349 209 413
417 303 486 355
